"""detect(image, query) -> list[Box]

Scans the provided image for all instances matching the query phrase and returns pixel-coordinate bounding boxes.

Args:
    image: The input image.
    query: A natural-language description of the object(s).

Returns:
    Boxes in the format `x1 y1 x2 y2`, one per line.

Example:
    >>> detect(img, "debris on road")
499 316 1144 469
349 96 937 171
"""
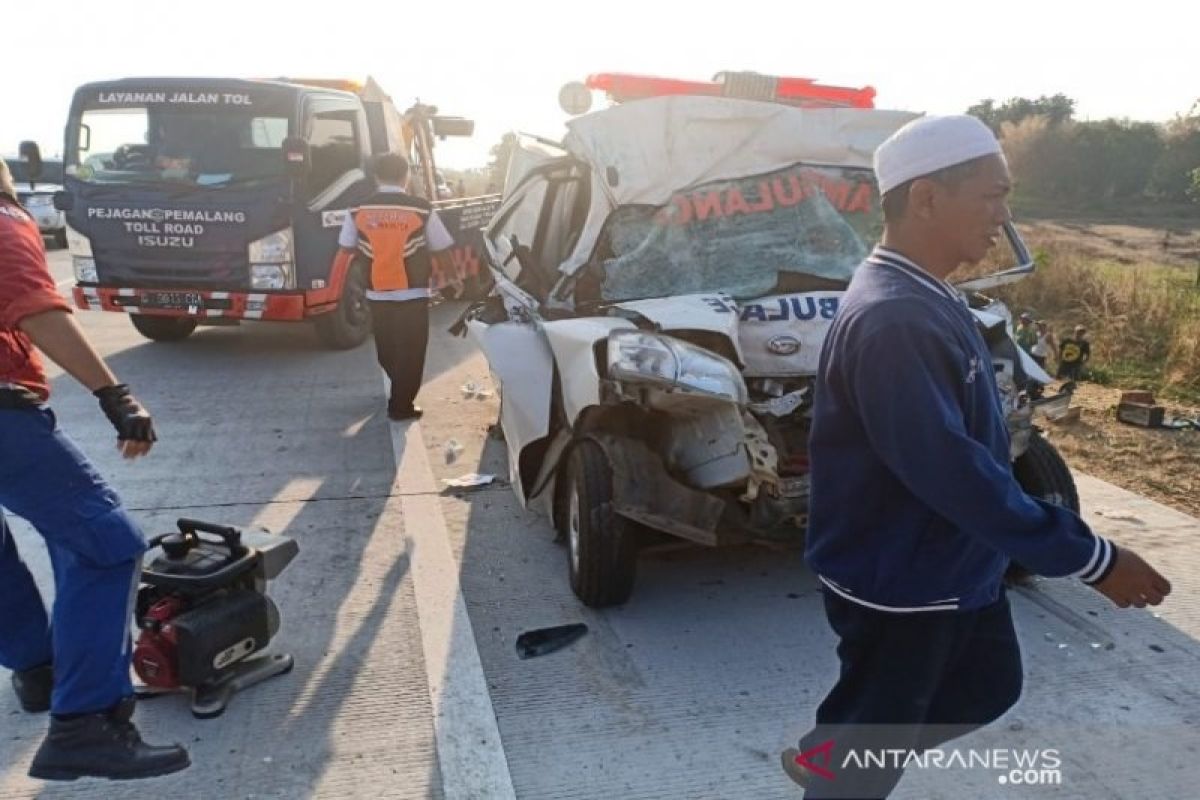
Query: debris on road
1094 508 1145 524
1017 584 1116 651
462 381 495 400
515 623 589 660
1049 407 1082 425
442 473 497 489
1117 391 1166 428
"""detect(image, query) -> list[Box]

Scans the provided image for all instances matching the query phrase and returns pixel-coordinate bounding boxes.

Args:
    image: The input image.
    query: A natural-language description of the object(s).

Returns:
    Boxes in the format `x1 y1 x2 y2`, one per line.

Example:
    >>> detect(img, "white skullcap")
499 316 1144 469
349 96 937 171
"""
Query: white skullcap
873 114 1002 196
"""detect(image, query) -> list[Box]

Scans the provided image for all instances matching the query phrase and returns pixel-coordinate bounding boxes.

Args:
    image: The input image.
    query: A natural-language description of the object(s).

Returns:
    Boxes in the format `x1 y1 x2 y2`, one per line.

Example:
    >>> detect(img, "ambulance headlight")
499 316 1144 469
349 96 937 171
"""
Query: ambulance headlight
607 330 747 403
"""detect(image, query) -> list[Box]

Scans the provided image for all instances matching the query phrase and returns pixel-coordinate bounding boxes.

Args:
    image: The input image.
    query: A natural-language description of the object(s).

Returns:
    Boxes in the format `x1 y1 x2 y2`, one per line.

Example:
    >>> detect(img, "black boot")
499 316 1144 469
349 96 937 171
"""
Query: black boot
11 662 53 713
28 697 190 781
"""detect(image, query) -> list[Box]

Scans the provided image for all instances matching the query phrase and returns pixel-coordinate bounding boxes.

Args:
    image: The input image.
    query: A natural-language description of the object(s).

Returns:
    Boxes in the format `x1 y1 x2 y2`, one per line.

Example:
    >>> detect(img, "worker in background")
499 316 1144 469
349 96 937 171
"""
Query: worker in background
339 153 454 421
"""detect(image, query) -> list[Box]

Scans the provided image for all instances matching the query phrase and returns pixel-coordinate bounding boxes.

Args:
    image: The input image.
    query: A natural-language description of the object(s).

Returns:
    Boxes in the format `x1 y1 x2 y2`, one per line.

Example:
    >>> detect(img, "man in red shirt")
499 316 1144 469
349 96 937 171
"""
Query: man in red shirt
0 160 189 780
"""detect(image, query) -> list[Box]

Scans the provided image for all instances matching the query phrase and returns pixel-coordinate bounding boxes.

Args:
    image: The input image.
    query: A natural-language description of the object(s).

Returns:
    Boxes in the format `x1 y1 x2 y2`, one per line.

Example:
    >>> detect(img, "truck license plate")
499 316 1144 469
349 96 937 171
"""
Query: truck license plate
139 291 204 310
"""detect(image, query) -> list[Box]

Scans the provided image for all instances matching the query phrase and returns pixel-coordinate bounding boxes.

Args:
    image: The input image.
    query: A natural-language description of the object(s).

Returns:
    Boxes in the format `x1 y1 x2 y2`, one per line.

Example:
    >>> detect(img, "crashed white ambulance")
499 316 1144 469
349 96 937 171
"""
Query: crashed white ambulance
465 78 1073 607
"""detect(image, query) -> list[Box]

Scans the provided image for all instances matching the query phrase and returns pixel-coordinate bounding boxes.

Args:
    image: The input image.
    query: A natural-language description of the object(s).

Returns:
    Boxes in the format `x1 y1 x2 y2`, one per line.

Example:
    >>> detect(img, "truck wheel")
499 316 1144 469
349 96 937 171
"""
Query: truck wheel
130 314 197 342
565 440 640 608
1009 432 1080 584
315 265 371 350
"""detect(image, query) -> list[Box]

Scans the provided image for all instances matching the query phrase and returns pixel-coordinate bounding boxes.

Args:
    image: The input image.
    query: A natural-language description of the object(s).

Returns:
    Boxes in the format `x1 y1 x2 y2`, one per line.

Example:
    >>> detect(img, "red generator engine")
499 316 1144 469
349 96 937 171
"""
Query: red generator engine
132 518 298 718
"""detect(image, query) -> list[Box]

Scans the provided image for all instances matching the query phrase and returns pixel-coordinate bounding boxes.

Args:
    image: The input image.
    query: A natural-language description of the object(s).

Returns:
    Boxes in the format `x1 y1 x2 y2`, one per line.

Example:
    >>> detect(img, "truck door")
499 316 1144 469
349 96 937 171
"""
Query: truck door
291 96 373 292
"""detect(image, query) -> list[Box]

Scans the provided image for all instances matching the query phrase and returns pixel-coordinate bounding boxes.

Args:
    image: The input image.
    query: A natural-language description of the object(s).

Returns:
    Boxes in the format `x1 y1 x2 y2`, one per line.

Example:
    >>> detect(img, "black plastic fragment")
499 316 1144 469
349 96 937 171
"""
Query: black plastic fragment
516 623 589 660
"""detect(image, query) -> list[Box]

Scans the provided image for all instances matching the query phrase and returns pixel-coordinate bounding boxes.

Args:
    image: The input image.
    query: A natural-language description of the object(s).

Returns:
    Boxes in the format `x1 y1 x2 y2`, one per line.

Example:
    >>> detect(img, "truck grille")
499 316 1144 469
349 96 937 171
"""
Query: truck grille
95 248 249 290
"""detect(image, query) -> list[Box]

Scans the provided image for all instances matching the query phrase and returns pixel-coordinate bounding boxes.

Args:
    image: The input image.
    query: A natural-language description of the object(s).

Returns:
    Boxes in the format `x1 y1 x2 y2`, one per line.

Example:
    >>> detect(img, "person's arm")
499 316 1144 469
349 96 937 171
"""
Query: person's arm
426 210 455 254
426 210 459 294
18 310 117 391
20 310 156 458
846 312 1167 606
337 209 359 254
1 229 156 458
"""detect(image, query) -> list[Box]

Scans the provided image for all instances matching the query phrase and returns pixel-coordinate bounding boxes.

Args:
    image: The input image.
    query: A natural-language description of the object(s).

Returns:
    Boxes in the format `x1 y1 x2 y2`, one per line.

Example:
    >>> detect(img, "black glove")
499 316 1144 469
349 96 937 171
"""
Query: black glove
94 384 157 443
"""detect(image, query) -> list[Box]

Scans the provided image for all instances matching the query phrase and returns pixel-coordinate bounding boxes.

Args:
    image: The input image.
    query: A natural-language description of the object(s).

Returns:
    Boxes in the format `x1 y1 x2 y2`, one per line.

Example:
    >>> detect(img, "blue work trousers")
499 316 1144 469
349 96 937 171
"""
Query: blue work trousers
0 406 145 715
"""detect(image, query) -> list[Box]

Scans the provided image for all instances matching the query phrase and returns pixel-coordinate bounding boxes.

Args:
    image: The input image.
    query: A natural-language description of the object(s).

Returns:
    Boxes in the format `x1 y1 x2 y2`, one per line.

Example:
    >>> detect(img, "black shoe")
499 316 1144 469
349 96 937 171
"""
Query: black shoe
28 697 190 781
388 405 424 422
12 663 53 713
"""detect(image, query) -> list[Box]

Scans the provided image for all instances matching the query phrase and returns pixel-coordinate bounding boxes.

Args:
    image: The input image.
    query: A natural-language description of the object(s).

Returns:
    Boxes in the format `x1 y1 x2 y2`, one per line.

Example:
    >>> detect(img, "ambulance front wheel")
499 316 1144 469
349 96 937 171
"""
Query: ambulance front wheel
130 314 197 342
565 440 641 608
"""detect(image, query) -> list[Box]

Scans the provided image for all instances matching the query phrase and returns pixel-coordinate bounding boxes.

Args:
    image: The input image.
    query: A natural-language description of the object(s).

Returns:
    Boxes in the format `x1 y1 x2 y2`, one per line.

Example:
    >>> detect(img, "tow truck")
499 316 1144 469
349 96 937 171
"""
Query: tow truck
22 76 499 347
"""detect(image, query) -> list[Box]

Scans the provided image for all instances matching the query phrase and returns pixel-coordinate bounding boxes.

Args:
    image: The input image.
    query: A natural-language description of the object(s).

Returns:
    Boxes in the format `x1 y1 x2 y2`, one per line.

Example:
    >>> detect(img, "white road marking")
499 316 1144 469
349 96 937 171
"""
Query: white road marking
385 380 516 800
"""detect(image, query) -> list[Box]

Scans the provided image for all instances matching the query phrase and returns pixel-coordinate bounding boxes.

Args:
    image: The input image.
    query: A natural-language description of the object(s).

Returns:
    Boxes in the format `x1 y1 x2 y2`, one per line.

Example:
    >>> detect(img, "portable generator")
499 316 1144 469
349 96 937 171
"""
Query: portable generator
132 518 298 718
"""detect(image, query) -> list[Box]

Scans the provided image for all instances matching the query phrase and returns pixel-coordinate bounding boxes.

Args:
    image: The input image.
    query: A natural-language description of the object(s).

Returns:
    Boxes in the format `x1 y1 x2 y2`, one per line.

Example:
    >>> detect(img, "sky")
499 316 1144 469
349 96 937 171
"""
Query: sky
6 0 1196 170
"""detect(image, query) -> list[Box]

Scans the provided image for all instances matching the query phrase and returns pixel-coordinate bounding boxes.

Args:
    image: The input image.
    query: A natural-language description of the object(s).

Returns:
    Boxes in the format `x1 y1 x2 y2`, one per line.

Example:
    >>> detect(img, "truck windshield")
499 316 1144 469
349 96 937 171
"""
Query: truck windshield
69 106 289 187
591 163 881 302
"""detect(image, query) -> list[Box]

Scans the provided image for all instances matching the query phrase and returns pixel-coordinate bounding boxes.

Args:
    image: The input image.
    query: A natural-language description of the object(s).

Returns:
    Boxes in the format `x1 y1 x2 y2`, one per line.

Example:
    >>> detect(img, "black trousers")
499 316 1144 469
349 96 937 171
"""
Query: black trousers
1057 361 1082 381
797 590 1023 799
369 298 429 415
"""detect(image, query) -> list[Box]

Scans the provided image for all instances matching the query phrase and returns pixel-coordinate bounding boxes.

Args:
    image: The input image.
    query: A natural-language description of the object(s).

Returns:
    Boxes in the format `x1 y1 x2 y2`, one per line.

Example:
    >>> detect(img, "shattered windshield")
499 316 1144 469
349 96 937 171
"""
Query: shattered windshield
69 104 290 188
590 163 881 302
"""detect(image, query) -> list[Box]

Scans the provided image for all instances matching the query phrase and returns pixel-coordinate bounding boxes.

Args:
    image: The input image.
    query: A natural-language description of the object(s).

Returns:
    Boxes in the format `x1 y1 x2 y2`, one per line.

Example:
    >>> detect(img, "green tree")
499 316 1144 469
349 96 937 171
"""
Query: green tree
969 95 1076 134
1069 120 1163 201
1150 101 1200 202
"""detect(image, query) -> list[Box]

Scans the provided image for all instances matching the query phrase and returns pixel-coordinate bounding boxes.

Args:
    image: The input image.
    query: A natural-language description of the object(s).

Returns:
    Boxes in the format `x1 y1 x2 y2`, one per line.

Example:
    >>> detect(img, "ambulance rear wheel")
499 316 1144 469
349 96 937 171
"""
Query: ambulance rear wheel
1014 432 1080 513
1007 432 1080 585
130 314 197 342
315 265 371 350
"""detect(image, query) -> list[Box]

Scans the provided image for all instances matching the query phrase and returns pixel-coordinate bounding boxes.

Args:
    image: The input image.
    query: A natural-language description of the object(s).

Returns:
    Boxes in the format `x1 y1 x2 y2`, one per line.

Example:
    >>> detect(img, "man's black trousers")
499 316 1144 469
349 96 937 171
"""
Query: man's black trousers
370 298 429 415
797 589 1024 799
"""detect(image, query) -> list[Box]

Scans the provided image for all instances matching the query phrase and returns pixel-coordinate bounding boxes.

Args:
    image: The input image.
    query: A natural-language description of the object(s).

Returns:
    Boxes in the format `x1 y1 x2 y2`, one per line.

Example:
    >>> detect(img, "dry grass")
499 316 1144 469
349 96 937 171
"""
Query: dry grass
977 218 1200 519
1040 383 1200 518
991 229 1200 402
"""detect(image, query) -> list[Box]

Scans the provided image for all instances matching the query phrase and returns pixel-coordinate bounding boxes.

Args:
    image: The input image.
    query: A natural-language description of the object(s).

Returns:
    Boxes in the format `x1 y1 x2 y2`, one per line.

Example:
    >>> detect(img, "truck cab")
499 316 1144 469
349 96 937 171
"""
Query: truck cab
44 76 495 347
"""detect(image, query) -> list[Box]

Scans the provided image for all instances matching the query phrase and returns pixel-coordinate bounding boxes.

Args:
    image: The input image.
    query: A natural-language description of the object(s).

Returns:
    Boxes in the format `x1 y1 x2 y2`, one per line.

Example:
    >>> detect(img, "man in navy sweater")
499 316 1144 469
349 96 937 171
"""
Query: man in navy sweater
780 115 1171 798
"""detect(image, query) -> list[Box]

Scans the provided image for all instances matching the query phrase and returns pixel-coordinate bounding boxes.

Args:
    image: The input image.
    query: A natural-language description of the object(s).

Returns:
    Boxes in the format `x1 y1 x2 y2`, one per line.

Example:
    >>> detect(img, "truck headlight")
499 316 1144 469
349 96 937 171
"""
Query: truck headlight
248 228 295 289
607 330 747 403
250 264 291 290
73 257 98 283
66 223 92 257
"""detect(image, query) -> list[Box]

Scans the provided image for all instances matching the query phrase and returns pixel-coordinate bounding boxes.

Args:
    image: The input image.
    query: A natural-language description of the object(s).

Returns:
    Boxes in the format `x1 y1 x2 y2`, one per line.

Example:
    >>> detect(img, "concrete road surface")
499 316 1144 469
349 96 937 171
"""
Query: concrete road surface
1 248 1198 799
